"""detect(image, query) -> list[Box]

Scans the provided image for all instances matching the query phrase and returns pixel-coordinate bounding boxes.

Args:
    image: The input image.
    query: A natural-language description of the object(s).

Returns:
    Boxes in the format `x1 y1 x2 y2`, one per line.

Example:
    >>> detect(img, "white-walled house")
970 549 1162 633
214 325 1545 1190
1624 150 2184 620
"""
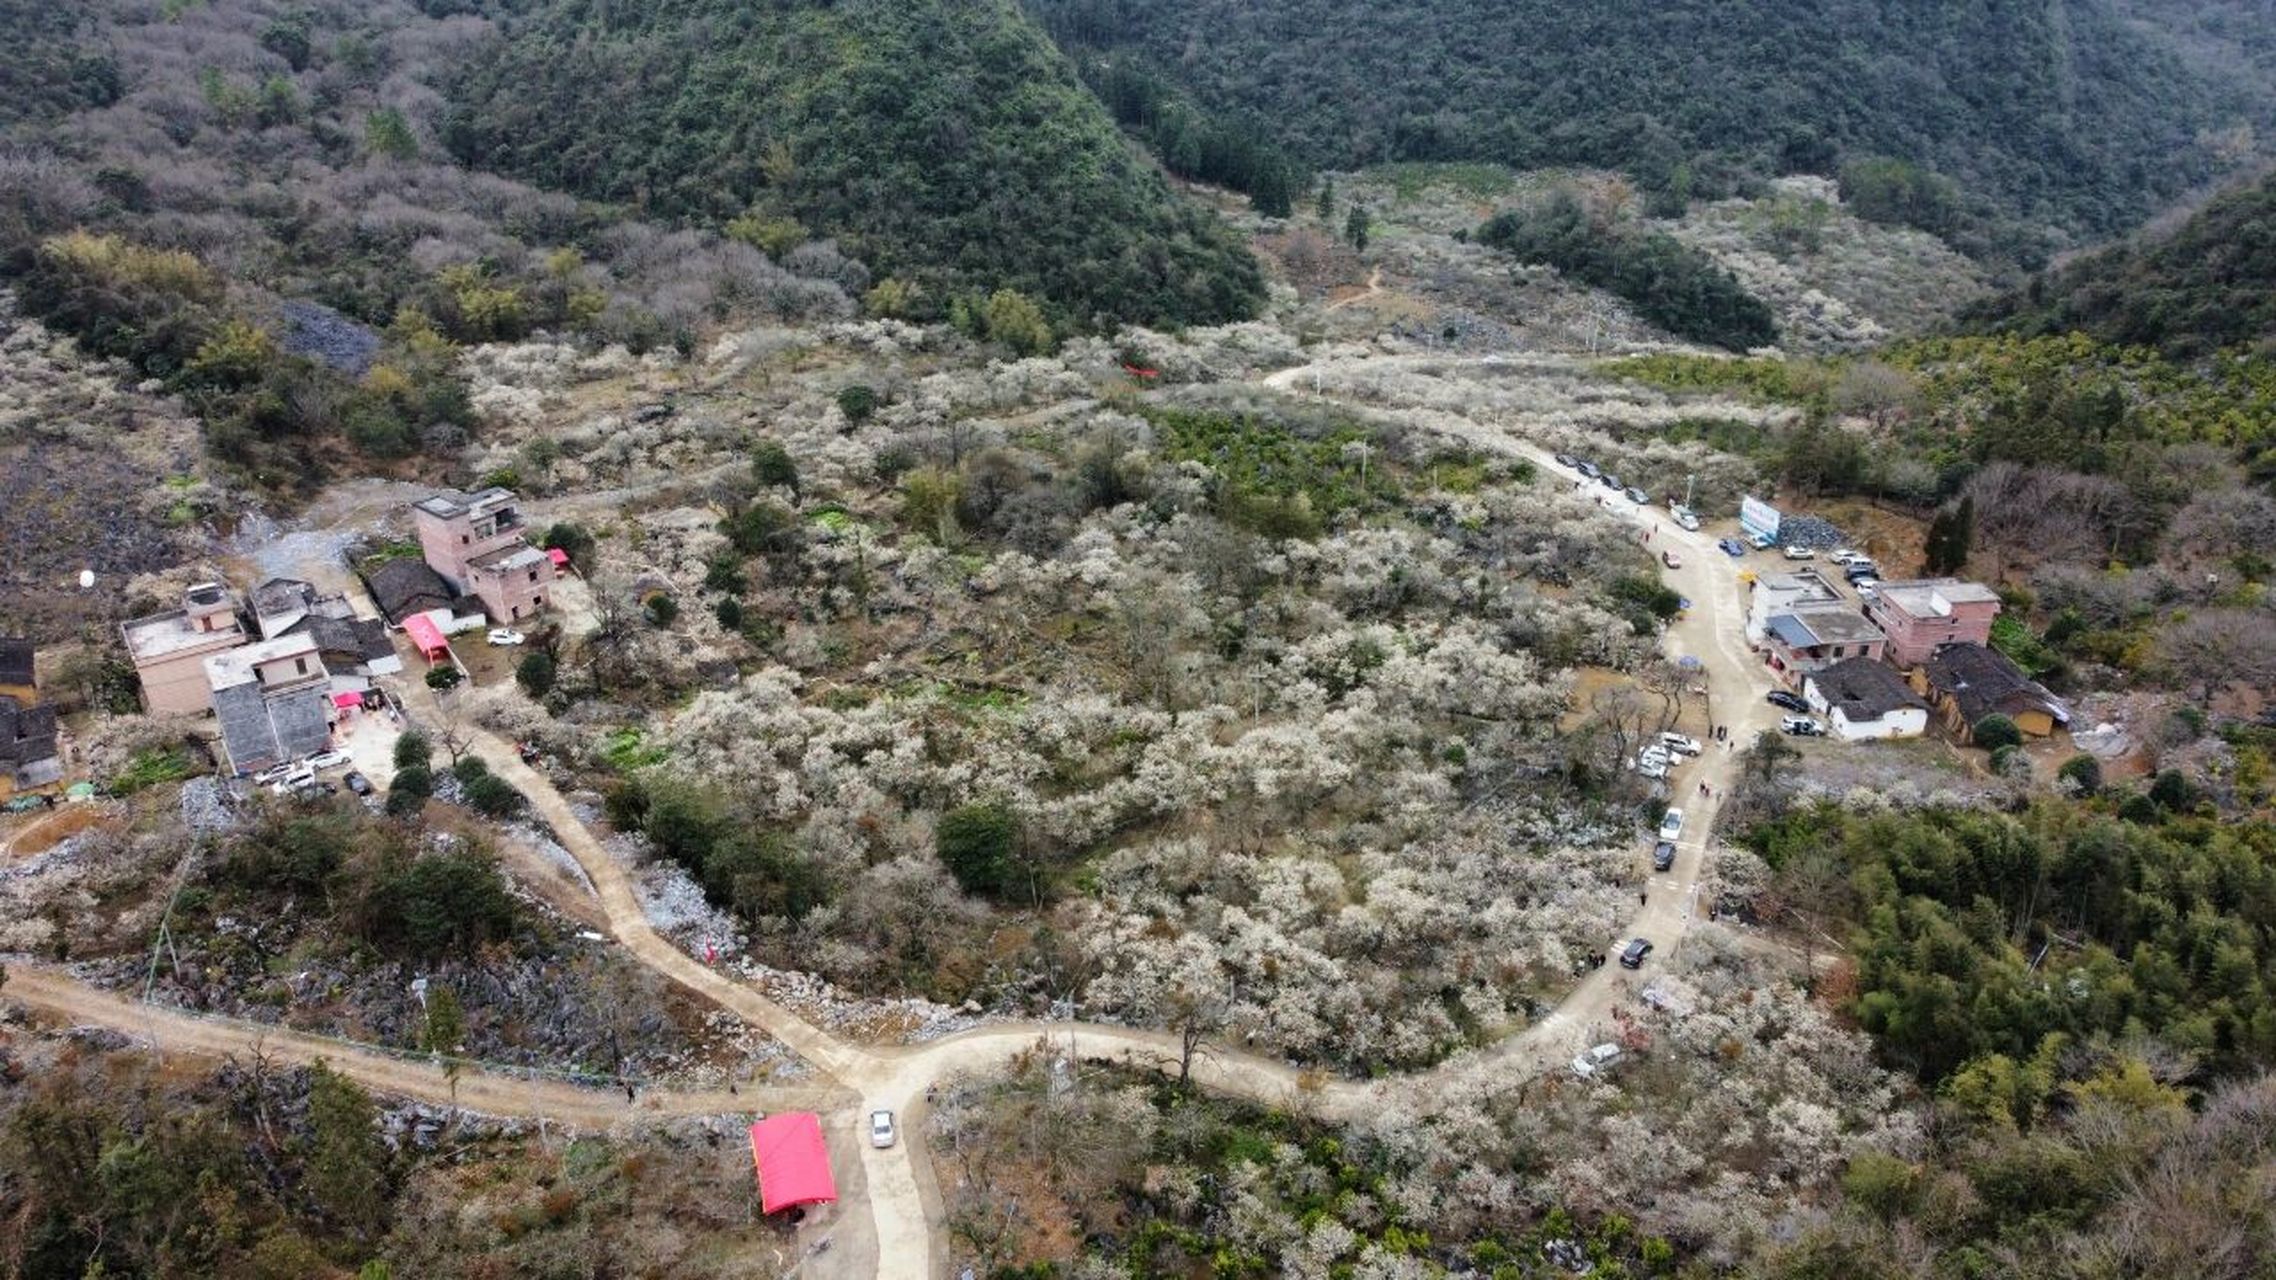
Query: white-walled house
1804 657 1930 741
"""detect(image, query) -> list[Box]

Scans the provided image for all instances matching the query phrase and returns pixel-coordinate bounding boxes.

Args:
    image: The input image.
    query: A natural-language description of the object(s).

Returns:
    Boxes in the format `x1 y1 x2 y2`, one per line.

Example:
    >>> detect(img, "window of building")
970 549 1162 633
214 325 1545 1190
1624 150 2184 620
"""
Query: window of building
295 657 308 675
529 570 539 582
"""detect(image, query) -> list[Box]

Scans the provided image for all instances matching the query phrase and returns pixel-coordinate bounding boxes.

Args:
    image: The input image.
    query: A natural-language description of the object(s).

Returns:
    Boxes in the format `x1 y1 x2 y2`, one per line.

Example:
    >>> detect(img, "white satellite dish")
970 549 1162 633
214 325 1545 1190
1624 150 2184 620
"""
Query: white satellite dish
77 569 95 589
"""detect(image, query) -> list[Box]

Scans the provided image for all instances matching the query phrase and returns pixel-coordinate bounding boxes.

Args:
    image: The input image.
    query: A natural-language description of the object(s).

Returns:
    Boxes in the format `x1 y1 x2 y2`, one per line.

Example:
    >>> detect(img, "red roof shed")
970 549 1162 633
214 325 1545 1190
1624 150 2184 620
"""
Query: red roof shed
748 1113 837 1215
403 613 450 662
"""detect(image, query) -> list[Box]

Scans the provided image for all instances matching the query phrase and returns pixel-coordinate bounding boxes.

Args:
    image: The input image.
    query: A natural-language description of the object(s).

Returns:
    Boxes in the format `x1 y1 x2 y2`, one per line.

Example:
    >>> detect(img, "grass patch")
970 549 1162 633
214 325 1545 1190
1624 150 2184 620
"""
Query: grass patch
599 728 669 772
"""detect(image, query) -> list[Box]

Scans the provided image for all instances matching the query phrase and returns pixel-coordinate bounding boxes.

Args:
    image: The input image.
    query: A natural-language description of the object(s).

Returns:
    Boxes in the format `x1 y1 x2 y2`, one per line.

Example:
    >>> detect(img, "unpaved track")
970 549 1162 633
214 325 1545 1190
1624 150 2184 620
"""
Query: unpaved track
7 347 1778 1278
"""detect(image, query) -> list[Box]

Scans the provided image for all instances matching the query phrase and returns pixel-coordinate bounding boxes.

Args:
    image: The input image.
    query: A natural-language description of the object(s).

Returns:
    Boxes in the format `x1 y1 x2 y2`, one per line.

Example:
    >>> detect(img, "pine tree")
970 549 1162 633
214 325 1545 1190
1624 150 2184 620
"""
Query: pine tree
1316 176 1335 222
1345 204 1370 251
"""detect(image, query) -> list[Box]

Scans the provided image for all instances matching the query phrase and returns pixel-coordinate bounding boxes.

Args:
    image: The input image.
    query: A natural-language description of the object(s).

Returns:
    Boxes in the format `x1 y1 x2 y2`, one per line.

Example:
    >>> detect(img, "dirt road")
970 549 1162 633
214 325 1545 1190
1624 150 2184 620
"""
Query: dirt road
7 348 1781 1278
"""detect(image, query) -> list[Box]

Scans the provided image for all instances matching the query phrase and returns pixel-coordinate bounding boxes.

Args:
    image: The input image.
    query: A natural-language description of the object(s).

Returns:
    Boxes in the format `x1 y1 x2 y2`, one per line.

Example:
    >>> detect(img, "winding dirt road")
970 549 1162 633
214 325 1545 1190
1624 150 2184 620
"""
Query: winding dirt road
5 348 1779 1278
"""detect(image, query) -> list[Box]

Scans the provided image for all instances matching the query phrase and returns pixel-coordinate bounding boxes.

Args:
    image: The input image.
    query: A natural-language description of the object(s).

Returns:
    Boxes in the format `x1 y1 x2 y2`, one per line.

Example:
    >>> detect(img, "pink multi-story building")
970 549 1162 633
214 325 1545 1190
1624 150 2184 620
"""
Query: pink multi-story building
411 488 553 623
1864 579 2002 668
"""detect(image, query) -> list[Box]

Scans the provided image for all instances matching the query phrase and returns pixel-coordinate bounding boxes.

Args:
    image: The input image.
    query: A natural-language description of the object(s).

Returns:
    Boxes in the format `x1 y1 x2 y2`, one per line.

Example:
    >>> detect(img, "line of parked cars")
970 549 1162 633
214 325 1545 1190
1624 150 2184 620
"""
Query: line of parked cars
1549 453 1701 529
251 749 368 798
1633 730 1702 779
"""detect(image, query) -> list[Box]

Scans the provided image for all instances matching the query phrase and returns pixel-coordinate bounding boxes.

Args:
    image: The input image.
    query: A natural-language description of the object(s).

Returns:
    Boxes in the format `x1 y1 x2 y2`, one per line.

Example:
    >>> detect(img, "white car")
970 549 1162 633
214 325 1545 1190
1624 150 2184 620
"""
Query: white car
267 764 317 794
304 750 352 772
1635 754 1669 780
487 628 527 647
1827 549 1861 565
1782 545 1816 560
1658 808 1685 842
1572 1043 1623 1077
1659 732 1702 756
1669 504 1701 532
868 1109 897 1149
251 761 299 785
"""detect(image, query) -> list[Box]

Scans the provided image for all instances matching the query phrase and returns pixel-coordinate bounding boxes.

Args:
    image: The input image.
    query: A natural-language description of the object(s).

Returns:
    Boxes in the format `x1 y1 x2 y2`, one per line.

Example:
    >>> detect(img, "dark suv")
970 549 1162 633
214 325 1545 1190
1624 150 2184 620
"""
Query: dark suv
1652 840 1677 872
1766 690 1808 712
1619 938 1654 969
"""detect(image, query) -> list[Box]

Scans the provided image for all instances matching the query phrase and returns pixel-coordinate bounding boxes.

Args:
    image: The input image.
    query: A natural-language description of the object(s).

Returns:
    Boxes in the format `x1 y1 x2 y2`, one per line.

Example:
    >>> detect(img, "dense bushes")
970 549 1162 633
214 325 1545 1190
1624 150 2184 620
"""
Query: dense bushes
1747 802 2276 1082
1031 0 2269 251
1975 168 2276 357
215 804 519 961
1149 407 1398 539
1479 193 1778 351
444 0 1264 329
608 778 831 922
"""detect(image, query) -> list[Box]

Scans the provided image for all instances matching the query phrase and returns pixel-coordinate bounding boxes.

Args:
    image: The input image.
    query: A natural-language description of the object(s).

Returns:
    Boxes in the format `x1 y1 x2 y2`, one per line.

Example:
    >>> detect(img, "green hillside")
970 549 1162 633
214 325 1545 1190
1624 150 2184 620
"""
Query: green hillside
444 0 1264 329
1976 169 2276 357
1028 0 2274 258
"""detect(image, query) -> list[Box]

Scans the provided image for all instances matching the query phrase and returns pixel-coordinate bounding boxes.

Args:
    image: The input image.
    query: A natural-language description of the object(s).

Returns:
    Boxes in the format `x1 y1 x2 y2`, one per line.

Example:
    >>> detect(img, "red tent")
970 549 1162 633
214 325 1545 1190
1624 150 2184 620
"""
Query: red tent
403 613 450 662
748 1113 837 1215
547 546 570 575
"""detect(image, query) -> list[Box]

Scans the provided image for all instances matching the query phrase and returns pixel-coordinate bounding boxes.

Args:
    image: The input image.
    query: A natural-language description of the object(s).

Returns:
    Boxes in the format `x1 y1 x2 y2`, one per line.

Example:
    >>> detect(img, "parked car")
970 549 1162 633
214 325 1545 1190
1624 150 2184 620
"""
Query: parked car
268 765 317 795
487 628 526 646
869 1109 897 1149
1600 473 1623 491
1782 545 1816 560
343 770 373 796
1669 503 1701 532
1748 532 1777 550
1553 452 1577 469
251 761 298 785
1572 1042 1623 1077
1782 715 1826 736
1659 732 1702 756
1658 808 1685 841
1827 548 1861 565
1576 461 1601 479
1653 840 1677 871
1619 938 1655 969
1635 753 1670 780
1843 562 1879 581
1624 486 1650 505
1717 538 1748 558
1854 580 1881 600
1766 690 1809 712
304 750 351 772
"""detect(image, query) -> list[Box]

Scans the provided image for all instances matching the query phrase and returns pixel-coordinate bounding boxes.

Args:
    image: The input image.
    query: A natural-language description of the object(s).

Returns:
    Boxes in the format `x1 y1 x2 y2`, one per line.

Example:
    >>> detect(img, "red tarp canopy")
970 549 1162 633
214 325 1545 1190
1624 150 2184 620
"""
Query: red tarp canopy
748 1113 837 1214
548 546 570 573
403 613 449 661
332 691 363 710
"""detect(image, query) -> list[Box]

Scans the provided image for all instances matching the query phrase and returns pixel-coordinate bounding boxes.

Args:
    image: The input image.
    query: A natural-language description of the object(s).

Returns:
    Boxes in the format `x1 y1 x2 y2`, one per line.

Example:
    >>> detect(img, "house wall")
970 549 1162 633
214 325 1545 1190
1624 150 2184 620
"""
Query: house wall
415 505 529 593
136 642 239 716
1870 597 2000 667
472 564 550 622
1829 706 1928 741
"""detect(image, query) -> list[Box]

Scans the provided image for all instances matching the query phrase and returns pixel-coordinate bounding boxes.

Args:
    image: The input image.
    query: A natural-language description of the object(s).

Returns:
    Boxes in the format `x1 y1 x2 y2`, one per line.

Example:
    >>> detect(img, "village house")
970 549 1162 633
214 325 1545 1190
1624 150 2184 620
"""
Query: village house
0 638 63 800
1803 656 1930 741
120 583 248 716
1912 642 2072 742
250 578 402 684
203 632 333 775
0 637 35 705
361 557 461 627
1865 578 2004 667
1762 603 1887 686
1745 569 1844 647
412 488 552 623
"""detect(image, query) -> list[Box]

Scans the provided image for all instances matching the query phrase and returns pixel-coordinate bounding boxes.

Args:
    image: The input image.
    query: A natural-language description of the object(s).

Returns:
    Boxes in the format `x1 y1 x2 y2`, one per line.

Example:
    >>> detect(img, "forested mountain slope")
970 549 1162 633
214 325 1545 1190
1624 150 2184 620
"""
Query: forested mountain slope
444 0 1264 329
1030 0 2274 257
1975 168 2276 357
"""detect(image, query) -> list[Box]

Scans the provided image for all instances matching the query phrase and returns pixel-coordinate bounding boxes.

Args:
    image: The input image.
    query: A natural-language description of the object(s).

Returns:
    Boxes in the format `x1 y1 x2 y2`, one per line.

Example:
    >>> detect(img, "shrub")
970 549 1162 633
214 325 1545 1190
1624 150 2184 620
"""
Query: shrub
836 385 879 425
644 595 679 627
2149 768 2196 813
452 757 524 818
393 730 432 771
425 666 463 690
385 765 432 817
751 440 800 493
540 522 594 566
516 651 557 698
1972 714 2021 752
937 801 1022 898
2057 754 2103 796
714 597 745 630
